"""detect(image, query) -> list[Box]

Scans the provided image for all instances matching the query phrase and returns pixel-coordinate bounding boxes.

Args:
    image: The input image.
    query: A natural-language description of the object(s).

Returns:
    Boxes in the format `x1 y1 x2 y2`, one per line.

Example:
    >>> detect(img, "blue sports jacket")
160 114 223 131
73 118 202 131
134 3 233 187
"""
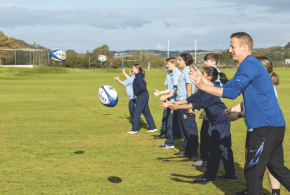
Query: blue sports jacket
222 55 285 129
133 72 148 97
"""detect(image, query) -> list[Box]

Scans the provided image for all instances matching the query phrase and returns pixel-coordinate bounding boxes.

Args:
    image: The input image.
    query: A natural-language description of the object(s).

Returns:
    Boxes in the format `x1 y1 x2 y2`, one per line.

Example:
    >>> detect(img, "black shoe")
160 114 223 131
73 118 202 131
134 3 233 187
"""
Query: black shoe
185 152 198 159
174 150 186 157
154 134 166 139
193 176 214 183
234 188 247 195
217 174 237 181
174 136 182 140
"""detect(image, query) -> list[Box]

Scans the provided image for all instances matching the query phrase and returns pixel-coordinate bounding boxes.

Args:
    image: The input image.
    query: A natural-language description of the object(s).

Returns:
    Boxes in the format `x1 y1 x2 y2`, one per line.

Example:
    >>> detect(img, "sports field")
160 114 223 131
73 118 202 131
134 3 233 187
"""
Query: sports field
0 67 289 195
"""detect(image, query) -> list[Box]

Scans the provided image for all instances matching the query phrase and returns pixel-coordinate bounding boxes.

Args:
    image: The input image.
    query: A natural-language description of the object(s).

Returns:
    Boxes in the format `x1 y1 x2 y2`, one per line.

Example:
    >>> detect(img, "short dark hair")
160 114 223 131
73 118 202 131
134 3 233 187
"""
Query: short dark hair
180 53 194 66
230 32 253 50
204 53 219 64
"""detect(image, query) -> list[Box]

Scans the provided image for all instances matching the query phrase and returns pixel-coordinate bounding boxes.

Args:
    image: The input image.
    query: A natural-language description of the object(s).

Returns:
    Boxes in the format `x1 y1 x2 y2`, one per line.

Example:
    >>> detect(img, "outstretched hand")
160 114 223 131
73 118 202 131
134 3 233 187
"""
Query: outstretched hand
159 100 171 110
159 95 168 102
189 66 204 89
169 102 179 111
122 69 126 75
153 89 161 97
113 75 119 81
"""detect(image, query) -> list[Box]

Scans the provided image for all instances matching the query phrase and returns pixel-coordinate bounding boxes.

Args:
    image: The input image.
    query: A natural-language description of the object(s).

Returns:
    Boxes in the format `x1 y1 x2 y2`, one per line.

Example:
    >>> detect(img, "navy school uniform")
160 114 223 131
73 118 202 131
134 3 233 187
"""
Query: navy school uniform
187 83 236 178
131 72 156 132
200 66 222 162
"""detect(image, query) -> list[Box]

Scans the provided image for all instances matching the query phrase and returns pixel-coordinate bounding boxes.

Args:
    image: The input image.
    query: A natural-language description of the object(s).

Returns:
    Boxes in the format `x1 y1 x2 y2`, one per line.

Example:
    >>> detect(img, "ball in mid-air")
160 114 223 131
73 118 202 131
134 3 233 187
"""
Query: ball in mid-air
98 85 118 107
97 55 107 62
49 49 66 61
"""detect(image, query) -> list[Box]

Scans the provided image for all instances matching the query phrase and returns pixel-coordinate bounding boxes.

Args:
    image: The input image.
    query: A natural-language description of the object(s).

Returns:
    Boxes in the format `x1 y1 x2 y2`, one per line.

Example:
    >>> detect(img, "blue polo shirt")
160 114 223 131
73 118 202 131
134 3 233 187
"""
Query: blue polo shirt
176 66 196 101
164 72 170 87
123 75 136 100
168 68 182 102
222 55 285 129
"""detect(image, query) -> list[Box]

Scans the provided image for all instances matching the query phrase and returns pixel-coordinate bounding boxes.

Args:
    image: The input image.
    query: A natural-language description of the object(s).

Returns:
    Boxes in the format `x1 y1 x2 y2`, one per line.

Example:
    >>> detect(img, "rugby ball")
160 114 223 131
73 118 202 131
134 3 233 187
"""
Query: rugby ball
97 55 107 62
50 49 66 61
98 85 118 107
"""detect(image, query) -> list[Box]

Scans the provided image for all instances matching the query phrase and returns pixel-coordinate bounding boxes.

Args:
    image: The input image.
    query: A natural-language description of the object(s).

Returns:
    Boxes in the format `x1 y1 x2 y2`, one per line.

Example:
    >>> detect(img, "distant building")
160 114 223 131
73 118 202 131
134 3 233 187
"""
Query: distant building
115 53 126 56
286 59 290 64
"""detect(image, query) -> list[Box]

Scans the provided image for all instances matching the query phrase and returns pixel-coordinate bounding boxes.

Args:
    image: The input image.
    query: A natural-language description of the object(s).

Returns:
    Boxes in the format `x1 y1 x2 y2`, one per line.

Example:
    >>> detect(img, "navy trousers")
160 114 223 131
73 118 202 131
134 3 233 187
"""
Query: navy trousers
204 122 236 179
164 109 180 146
177 109 198 157
128 99 136 122
245 126 290 195
160 108 169 135
200 120 210 161
131 93 156 132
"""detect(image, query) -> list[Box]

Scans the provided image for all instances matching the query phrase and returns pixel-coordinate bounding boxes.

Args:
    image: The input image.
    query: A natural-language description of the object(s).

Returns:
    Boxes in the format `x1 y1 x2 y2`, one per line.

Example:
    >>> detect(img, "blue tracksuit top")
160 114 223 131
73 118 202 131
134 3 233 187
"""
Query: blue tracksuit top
222 55 285 129
133 72 148 97
187 82 229 126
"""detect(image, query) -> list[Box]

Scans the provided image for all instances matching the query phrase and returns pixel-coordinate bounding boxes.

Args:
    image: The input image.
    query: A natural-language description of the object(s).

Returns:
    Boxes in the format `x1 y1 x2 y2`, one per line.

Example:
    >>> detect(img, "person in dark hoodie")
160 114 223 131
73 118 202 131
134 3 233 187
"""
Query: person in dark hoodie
127 64 157 134
163 66 236 183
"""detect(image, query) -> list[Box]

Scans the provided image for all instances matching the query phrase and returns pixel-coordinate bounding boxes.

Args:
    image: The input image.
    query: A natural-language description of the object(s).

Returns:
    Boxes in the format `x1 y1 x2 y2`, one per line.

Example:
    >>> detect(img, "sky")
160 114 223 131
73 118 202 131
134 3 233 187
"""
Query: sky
1 0 290 53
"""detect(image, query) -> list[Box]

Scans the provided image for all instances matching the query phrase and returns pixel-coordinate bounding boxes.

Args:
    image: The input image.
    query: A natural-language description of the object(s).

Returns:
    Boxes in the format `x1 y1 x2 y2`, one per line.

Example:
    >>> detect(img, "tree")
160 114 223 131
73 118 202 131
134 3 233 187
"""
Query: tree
218 50 237 67
91 45 113 68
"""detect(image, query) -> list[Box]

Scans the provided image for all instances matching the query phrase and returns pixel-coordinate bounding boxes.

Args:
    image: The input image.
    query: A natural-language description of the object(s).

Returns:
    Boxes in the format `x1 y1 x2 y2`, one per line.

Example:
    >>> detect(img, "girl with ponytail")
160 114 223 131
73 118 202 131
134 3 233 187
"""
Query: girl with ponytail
127 64 157 134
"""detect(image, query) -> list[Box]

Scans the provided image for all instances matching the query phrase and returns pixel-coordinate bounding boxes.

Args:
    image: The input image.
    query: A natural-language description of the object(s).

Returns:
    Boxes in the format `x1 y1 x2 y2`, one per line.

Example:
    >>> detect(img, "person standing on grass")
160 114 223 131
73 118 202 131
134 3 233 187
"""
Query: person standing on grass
189 32 290 195
224 57 281 195
152 67 171 139
193 53 222 167
113 68 137 123
127 64 157 134
163 66 236 183
153 57 182 149
159 53 198 158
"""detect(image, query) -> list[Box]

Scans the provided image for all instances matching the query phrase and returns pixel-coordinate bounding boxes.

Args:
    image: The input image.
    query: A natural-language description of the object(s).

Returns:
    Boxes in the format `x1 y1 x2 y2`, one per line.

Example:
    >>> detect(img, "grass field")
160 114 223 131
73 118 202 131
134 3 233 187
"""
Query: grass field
0 67 289 195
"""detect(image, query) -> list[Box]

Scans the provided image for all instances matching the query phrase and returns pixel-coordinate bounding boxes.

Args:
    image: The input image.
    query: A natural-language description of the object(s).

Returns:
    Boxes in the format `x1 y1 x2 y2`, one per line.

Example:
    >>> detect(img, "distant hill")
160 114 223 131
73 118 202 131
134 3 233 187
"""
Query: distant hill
285 42 290 49
0 31 47 50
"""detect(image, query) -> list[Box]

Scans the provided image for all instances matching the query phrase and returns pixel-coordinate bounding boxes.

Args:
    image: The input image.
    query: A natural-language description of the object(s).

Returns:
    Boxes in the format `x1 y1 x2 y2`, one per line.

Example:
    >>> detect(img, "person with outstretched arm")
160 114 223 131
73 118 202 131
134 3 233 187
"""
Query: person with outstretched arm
189 32 289 195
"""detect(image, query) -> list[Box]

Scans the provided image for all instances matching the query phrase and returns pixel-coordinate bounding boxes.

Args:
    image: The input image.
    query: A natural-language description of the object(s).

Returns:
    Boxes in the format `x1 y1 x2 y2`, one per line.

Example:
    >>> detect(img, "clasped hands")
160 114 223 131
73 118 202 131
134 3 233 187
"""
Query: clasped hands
223 108 240 121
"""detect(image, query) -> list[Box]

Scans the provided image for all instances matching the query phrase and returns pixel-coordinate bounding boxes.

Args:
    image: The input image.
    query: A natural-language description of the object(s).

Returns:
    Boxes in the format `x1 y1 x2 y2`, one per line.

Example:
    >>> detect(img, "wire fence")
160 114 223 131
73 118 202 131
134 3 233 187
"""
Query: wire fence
0 49 51 66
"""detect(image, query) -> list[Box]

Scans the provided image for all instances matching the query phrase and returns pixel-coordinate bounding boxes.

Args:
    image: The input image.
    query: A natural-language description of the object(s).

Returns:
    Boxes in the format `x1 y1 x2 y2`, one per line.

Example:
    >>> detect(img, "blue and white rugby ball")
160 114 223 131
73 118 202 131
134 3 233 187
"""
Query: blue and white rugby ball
97 55 107 62
98 85 118 107
49 49 66 61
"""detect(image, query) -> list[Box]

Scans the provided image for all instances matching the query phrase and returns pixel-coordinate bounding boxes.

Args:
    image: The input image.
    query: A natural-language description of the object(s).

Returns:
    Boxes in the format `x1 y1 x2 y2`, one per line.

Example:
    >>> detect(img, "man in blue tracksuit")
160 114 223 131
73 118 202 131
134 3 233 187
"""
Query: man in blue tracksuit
190 32 290 195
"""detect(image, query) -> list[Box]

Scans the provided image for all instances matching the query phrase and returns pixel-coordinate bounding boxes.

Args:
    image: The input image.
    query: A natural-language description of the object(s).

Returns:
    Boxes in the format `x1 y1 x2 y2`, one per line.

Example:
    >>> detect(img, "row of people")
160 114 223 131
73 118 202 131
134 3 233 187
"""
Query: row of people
113 32 290 195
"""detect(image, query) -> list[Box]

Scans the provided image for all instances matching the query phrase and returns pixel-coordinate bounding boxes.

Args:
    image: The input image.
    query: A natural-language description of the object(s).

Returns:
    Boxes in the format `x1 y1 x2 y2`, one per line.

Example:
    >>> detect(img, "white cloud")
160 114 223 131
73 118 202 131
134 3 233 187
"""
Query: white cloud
0 3 290 52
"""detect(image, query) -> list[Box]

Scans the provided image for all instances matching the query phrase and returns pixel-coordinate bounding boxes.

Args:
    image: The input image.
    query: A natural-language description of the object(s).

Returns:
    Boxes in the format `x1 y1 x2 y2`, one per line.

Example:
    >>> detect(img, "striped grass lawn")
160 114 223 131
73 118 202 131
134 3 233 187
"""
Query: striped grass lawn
0 67 289 194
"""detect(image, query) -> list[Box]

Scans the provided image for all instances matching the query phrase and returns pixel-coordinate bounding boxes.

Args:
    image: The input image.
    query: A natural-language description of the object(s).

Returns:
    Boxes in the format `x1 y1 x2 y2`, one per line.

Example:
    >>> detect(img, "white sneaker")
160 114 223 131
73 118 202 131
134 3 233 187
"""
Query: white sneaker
127 131 138 134
147 129 157 132
158 144 175 149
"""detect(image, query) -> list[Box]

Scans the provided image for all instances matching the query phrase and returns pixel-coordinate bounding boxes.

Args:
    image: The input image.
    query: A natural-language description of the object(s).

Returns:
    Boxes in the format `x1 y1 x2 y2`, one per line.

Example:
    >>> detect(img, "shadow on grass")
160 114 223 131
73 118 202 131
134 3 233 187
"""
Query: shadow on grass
74 151 85 154
171 162 272 195
108 176 122 183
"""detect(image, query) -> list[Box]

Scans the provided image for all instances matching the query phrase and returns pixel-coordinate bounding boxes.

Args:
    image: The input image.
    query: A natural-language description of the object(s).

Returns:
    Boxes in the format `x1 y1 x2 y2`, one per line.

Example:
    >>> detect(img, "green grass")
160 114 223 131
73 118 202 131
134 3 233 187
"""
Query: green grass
0 67 289 195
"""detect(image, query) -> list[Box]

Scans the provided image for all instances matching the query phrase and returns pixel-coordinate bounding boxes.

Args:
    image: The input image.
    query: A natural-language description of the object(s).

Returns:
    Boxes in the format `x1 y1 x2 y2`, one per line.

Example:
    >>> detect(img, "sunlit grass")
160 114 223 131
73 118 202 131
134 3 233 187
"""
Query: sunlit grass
0 67 289 194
